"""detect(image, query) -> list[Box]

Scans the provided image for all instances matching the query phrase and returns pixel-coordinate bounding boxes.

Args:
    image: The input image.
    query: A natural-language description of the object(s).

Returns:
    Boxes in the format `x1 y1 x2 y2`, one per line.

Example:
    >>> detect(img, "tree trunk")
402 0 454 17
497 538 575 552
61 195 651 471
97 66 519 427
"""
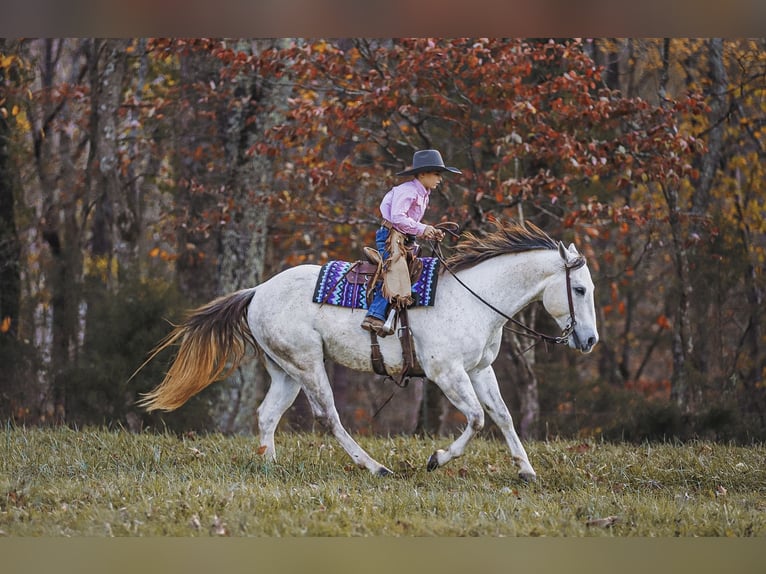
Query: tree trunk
124 39 149 273
733 176 765 424
692 39 726 220
508 306 540 440
664 182 694 412
215 40 283 433
686 39 728 381
35 39 88 422
656 39 695 412
87 39 129 268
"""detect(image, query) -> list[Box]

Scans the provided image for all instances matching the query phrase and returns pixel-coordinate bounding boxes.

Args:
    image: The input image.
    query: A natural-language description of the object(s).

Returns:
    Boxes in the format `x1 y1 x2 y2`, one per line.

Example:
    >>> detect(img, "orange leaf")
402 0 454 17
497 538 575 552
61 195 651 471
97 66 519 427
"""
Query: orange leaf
0 316 11 333
586 515 620 528
256 445 268 456
656 314 671 330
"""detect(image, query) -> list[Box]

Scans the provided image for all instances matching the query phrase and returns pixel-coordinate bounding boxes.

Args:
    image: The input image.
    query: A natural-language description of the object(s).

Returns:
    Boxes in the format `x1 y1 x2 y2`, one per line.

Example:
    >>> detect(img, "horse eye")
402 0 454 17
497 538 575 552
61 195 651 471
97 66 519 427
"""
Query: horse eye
573 287 586 296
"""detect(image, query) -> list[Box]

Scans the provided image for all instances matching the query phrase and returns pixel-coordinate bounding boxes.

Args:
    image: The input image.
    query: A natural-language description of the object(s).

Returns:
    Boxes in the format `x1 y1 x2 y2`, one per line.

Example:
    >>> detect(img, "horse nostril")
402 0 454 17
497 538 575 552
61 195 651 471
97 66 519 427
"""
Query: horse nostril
587 336 597 349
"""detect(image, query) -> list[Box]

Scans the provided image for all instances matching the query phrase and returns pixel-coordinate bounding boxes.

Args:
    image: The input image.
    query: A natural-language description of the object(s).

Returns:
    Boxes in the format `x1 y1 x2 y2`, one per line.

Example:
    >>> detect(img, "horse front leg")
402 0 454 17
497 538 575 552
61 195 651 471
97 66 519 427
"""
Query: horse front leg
470 366 536 482
426 369 485 471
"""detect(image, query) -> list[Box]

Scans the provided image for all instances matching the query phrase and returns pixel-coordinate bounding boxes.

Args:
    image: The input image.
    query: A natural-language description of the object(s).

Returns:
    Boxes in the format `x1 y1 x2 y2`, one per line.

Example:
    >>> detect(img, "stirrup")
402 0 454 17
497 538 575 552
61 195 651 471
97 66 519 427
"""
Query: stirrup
379 309 397 336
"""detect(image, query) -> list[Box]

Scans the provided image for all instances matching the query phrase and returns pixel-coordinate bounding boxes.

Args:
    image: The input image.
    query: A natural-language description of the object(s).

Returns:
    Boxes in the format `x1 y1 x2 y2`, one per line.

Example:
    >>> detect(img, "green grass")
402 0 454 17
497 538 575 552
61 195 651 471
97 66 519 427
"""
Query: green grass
1 425 764 536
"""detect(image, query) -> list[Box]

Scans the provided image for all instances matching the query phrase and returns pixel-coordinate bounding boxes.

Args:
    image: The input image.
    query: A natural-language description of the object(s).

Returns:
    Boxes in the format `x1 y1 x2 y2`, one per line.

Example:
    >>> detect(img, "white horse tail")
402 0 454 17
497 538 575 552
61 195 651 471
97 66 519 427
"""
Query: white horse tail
137 288 257 412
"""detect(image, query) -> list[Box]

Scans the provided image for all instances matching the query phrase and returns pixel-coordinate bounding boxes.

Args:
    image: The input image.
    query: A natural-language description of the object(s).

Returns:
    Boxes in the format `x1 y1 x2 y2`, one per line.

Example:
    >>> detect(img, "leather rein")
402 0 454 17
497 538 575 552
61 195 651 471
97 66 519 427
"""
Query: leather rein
430 228 585 349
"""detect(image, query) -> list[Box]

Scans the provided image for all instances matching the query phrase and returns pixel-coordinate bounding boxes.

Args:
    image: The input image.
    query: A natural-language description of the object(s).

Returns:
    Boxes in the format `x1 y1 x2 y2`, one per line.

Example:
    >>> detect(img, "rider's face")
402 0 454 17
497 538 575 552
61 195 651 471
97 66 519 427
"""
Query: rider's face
418 171 443 190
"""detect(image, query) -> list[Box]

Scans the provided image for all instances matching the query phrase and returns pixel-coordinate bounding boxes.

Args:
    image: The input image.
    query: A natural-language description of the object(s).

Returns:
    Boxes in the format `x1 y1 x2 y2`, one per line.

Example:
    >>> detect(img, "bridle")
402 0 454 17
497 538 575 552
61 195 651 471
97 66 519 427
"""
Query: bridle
430 235 586 350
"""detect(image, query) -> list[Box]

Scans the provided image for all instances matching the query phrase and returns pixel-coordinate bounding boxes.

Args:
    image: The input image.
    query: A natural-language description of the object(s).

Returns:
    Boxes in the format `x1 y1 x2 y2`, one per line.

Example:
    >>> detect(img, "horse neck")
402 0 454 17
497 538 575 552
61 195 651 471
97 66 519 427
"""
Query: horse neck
448 249 561 319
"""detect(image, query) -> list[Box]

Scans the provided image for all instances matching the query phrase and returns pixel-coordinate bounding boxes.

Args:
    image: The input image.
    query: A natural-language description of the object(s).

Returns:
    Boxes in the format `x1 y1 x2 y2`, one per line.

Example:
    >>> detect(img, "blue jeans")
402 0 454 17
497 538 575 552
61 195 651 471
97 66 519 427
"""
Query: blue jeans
366 226 391 320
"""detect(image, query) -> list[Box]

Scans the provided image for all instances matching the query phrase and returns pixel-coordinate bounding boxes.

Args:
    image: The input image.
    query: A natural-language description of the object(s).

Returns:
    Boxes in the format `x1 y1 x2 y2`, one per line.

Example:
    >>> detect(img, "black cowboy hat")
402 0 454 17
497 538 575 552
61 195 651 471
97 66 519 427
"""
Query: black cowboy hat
396 149 462 176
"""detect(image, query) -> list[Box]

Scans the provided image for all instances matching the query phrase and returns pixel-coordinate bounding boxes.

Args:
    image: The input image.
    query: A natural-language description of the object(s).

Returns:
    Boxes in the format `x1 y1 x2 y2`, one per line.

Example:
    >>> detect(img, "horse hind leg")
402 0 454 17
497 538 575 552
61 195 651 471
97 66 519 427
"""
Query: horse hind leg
262 349 393 477
300 365 393 477
256 356 302 462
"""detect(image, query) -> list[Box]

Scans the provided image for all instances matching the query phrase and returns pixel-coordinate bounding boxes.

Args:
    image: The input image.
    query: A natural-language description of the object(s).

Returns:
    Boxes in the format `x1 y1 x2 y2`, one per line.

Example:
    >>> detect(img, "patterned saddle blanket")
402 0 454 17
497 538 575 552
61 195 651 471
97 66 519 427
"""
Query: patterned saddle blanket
312 257 440 309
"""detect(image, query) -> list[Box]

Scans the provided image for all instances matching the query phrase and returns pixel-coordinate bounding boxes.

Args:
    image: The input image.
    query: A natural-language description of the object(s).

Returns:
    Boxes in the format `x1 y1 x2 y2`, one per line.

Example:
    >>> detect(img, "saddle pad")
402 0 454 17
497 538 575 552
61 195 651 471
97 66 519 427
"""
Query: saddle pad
312 257 440 309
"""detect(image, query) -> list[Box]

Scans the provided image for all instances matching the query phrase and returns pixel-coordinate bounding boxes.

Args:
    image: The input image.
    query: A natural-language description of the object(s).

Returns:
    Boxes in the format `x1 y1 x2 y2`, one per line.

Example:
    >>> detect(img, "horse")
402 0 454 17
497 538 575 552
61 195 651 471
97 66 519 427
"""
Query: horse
138 221 598 481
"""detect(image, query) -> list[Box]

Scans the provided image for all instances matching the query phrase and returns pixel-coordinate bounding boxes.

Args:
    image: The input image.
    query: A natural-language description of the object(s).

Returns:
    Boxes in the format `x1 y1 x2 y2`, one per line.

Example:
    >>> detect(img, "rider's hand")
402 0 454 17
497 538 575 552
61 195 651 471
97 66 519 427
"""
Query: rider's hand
423 225 445 241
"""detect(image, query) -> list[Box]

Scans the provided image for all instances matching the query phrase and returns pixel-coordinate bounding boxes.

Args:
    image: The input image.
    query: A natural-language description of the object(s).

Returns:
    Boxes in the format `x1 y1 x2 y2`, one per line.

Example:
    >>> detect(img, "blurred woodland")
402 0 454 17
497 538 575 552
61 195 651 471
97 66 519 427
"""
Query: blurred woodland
0 38 764 442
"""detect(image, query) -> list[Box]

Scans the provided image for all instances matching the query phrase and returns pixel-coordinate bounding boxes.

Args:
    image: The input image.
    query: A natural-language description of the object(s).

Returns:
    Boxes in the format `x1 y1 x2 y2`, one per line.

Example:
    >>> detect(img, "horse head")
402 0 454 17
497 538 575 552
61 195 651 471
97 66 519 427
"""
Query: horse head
541 242 599 354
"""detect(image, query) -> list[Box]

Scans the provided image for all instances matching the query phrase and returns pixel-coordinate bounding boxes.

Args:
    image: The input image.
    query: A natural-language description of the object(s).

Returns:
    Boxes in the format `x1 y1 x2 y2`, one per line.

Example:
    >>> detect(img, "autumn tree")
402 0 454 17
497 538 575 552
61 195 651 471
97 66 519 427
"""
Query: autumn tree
0 40 20 331
0 39 30 419
586 38 766 433
26 39 87 421
256 38 702 435
0 40 21 336
5 37 763 441
149 39 290 432
137 39 283 431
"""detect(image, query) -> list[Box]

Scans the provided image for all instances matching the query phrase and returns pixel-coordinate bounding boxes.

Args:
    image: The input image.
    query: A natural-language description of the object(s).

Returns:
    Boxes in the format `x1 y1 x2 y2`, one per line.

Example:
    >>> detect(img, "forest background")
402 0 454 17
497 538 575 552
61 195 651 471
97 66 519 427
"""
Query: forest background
0 38 764 443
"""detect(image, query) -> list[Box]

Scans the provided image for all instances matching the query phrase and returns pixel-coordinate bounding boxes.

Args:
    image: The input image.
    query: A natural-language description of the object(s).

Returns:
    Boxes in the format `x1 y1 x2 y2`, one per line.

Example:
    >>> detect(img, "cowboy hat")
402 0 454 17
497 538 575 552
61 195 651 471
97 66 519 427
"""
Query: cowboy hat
396 149 462 176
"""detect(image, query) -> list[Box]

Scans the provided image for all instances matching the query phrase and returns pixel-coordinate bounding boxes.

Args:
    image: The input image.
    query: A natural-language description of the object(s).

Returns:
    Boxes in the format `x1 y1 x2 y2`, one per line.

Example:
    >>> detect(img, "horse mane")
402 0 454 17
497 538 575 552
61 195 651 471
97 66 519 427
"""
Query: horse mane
444 220 558 273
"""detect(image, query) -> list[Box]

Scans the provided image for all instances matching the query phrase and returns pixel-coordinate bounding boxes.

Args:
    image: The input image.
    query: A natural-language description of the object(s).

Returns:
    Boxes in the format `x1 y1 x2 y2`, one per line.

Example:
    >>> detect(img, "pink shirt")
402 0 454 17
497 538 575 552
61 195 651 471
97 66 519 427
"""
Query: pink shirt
379 179 430 236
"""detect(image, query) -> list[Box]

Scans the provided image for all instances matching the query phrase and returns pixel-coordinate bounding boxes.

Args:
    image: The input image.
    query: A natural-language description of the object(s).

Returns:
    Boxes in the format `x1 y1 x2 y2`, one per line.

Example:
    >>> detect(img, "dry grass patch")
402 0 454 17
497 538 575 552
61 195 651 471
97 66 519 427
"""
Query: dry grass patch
2 426 764 536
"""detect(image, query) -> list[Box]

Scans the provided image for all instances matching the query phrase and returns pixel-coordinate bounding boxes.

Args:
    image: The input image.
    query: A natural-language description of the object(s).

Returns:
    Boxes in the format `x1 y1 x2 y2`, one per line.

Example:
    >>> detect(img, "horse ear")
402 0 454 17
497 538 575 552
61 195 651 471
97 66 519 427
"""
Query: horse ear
558 241 568 261
568 243 579 255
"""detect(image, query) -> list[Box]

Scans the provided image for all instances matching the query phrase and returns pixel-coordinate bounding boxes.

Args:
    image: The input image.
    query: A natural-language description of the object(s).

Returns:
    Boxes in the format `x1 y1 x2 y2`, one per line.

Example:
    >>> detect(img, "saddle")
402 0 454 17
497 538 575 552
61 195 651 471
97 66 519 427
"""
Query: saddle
313 224 455 386
361 244 423 305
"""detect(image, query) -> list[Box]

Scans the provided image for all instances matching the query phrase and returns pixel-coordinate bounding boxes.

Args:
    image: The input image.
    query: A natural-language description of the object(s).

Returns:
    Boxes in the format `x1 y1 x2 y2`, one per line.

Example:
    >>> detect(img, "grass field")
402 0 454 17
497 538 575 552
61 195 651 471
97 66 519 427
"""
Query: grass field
1 425 764 536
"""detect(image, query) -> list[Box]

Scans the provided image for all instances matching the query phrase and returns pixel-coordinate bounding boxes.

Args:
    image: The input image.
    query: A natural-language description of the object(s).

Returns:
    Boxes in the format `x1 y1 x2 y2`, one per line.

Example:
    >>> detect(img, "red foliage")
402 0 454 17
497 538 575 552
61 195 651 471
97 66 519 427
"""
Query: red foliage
249 38 703 264
625 379 671 401
138 38 703 272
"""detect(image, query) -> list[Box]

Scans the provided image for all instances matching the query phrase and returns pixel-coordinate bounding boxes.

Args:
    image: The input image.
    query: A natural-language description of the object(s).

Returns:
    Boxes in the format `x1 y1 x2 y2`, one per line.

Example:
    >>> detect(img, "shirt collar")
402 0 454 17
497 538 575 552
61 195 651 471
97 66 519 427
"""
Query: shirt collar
411 178 429 196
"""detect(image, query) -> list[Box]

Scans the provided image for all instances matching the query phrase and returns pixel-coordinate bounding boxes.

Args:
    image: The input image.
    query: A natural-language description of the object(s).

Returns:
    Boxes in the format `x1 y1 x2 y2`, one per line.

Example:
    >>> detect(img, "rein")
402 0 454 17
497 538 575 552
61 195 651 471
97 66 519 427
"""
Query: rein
430 236 585 349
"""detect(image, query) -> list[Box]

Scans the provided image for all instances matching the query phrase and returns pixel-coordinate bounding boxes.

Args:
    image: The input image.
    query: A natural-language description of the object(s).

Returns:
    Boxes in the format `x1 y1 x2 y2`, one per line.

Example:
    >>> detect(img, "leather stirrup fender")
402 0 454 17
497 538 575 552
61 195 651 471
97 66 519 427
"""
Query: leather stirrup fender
368 309 425 385
397 308 424 378
369 331 388 376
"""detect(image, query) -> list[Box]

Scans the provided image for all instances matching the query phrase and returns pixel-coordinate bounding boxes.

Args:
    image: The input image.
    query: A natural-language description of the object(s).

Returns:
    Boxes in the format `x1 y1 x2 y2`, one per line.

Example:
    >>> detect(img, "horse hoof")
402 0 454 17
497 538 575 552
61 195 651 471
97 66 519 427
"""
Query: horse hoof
426 452 440 472
519 471 537 483
376 466 394 477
